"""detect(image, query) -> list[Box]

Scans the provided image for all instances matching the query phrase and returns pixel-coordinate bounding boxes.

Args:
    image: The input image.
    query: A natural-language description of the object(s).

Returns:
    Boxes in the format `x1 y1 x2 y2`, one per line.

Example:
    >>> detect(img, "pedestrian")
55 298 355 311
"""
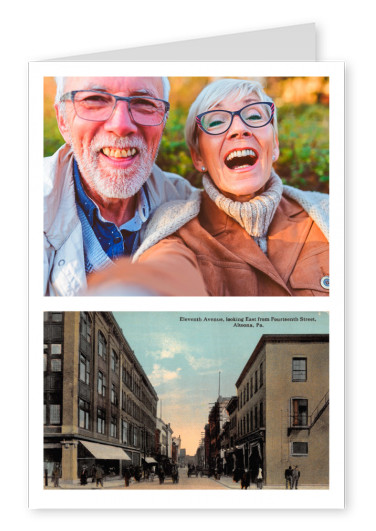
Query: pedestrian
124 467 131 487
80 466 88 485
285 465 292 489
95 464 104 487
241 469 251 490
256 467 263 489
52 463 60 487
291 465 300 489
91 465 96 483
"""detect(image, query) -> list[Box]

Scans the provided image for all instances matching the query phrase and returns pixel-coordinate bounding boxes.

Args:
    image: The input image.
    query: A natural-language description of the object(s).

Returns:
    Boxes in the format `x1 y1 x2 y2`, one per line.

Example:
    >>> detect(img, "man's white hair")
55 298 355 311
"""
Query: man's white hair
185 78 278 155
54 76 170 104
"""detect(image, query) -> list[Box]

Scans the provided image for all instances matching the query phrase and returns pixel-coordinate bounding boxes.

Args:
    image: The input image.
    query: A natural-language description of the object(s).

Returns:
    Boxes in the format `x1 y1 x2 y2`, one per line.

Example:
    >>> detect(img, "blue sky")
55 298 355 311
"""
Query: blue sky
113 311 329 454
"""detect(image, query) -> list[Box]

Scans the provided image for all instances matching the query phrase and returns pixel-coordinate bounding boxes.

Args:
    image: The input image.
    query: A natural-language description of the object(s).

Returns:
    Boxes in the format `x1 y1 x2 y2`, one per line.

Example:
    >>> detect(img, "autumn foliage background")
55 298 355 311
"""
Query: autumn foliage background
44 76 329 193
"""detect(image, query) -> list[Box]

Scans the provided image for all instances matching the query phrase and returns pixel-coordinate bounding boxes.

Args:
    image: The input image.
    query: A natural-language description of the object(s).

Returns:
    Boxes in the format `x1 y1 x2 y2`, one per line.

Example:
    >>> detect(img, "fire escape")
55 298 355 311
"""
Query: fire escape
288 392 329 436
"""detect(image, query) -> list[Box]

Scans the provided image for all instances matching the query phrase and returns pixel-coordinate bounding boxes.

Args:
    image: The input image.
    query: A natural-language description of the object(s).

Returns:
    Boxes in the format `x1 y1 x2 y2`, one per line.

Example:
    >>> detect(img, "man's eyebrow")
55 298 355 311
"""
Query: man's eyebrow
130 89 159 98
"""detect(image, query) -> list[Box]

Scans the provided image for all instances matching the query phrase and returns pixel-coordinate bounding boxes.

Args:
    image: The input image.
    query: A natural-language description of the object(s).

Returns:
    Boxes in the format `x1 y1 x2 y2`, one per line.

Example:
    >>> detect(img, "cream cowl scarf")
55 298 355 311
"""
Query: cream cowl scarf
202 170 283 253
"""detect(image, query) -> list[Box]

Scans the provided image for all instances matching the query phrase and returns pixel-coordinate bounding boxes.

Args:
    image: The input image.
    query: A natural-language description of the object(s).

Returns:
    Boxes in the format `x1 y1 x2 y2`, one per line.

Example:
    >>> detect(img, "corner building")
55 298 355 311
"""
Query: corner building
236 334 329 488
44 312 158 483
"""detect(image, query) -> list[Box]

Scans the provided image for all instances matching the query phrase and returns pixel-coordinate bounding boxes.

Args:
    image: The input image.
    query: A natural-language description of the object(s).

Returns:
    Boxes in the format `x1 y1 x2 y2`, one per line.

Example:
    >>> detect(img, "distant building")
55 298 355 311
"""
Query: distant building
43 312 158 483
235 334 329 487
208 396 230 471
156 418 173 458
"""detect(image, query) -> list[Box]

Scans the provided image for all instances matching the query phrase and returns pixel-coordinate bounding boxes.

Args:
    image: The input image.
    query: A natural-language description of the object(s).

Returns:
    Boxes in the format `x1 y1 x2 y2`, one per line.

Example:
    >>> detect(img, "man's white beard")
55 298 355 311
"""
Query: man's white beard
69 133 159 199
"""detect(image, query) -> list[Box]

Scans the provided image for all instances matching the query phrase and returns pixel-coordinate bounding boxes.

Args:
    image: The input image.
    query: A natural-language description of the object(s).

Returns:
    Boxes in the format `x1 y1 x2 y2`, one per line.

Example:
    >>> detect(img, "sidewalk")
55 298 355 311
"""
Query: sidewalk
45 475 327 490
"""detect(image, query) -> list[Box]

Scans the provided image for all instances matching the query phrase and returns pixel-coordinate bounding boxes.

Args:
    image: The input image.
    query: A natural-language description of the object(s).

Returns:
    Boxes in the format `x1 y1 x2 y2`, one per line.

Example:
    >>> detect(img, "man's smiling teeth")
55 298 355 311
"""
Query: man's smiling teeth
226 149 256 162
102 147 137 158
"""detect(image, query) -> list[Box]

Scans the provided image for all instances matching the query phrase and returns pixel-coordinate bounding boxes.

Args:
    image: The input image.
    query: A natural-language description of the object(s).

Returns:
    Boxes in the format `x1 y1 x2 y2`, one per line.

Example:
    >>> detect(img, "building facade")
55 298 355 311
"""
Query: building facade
235 334 329 487
44 311 158 483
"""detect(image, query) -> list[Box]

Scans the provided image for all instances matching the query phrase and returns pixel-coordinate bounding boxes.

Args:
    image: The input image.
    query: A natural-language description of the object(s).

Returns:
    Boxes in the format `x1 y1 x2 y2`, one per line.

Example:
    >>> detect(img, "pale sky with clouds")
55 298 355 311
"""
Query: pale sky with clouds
113 311 329 455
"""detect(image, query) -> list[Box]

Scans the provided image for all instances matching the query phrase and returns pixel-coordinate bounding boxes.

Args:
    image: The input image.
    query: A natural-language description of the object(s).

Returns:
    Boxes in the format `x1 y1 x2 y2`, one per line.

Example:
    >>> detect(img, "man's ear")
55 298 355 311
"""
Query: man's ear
190 147 205 172
55 103 71 145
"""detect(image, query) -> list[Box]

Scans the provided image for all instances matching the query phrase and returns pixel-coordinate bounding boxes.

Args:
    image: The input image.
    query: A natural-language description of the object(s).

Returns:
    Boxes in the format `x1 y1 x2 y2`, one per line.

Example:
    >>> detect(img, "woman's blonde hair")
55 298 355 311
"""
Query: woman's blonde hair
185 78 278 155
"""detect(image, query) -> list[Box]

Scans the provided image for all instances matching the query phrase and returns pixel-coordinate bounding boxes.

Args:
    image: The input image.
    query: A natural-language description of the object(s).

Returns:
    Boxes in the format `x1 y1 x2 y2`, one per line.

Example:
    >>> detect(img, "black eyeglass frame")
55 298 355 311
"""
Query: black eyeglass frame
195 101 275 135
60 90 170 125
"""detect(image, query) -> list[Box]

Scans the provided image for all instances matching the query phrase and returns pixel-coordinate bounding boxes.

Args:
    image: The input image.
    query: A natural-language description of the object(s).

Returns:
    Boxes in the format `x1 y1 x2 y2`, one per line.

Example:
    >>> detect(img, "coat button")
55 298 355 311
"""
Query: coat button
58 259 65 266
320 276 329 289
114 237 122 244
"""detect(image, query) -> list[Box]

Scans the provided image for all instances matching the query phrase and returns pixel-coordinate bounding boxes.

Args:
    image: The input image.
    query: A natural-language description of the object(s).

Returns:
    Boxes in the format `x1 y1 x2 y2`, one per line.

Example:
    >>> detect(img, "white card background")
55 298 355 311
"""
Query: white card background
3 0 374 526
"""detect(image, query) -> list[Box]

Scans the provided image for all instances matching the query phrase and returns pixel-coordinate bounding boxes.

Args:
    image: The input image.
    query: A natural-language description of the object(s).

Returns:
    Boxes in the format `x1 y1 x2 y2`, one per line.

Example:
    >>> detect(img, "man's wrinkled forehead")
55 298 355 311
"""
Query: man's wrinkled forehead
63 76 164 98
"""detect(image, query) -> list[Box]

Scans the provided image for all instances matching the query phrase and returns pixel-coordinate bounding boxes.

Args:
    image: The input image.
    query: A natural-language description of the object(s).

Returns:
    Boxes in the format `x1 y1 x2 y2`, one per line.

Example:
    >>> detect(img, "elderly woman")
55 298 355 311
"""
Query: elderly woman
88 79 329 296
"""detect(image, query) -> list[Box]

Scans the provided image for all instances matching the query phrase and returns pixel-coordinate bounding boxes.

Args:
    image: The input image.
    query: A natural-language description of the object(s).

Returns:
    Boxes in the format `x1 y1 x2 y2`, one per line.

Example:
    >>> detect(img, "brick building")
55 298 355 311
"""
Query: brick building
43 311 158 483
235 334 329 487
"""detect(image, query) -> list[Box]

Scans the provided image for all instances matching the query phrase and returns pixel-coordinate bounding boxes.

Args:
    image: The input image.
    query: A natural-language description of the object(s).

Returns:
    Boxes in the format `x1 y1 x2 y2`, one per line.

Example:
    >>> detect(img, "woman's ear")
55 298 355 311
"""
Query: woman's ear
190 147 206 172
272 136 280 162
55 103 72 145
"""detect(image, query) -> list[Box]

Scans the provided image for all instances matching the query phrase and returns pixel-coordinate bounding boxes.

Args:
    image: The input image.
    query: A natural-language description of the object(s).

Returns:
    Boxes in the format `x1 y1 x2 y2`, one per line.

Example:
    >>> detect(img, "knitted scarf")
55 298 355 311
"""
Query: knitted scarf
202 170 283 253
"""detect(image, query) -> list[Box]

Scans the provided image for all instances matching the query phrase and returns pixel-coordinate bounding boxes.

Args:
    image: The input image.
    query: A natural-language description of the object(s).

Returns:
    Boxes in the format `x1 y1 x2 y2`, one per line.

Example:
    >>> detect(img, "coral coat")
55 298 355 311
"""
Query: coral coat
136 192 329 296
88 190 329 296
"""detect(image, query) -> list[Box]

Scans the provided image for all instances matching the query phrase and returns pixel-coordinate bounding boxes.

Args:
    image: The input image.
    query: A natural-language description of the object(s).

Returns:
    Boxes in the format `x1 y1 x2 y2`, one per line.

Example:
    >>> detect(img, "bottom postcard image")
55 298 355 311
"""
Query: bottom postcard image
42 310 331 497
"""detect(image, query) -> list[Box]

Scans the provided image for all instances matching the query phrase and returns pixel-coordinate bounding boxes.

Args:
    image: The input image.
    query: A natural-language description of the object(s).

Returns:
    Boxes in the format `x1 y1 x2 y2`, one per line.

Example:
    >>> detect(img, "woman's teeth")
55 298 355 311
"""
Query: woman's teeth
102 147 137 158
225 149 258 169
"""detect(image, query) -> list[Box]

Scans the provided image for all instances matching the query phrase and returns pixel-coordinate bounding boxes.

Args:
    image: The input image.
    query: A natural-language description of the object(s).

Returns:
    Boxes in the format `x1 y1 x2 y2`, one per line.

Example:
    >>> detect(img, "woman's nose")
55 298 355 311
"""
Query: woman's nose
227 115 252 139
104 100 138 136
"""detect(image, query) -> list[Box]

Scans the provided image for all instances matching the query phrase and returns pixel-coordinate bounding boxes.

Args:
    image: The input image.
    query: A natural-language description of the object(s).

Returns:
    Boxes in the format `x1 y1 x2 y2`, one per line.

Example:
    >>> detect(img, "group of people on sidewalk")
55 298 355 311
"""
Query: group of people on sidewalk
285 465 301 489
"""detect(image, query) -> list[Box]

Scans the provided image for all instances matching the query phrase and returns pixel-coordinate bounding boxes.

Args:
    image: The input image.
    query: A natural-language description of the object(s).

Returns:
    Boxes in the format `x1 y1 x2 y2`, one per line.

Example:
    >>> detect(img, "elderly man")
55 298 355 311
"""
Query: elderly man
44 76 197 296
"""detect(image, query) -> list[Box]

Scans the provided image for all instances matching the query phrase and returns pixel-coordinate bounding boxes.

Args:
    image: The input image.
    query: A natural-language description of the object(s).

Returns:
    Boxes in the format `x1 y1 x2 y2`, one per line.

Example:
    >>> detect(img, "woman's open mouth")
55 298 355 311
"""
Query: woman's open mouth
224 148 258 170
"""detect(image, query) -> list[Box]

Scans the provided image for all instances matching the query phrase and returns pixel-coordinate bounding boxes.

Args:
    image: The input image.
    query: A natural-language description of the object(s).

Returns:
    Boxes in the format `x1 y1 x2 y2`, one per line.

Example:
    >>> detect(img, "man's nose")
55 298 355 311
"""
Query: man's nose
226 115 252 139
103 100 138 136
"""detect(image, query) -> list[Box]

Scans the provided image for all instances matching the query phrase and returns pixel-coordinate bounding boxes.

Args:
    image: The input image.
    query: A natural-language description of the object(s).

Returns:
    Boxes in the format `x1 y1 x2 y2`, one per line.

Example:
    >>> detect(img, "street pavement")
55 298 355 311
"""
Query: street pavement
46 469 327 490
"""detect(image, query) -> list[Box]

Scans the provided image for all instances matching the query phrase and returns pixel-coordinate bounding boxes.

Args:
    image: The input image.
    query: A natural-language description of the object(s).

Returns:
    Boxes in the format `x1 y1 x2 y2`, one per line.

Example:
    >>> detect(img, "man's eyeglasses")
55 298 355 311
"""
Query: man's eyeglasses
196 102 275 135
60 90 170 126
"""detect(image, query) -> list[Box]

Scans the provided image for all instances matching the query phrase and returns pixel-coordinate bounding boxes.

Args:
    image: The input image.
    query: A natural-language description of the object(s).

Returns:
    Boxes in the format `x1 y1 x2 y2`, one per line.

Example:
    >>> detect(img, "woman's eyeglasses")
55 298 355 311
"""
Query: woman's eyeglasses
196 102 274 135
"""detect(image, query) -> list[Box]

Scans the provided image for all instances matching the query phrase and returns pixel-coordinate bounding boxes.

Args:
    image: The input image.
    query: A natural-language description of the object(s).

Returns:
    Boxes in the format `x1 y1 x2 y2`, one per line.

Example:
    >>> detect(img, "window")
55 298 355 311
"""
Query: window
97 408 106 434
292 358 307 381
98 331 107 359
246 412 249 432
133 426 139 447
110 417 117 438
50 404 61 425
80 312 92 343
79 354 90 383
246 382 249 401
51 359 62 372
51 344 62 354
44 354 47 372
111 350 119 373
97 371 106 396
260 402 264 427
79 399 90 429
122 420 128 444
254 406 258 429
292 399 308 426
255 370 258 392
250 409 253 431
260 362 264 387
250 376 253 397
51 313 63 322
291 442 308 455
111 384 118 405
122 391 126 411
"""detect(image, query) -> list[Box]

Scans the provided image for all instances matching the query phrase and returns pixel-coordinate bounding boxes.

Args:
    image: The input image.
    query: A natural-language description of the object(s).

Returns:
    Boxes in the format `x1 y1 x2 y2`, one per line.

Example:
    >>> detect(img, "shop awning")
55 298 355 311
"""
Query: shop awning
143 457 158 464
79 440 131 460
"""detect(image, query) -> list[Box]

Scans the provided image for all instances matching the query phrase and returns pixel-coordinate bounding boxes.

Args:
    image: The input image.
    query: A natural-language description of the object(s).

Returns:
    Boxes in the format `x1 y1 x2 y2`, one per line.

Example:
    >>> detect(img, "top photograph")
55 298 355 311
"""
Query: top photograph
44 75 329 297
